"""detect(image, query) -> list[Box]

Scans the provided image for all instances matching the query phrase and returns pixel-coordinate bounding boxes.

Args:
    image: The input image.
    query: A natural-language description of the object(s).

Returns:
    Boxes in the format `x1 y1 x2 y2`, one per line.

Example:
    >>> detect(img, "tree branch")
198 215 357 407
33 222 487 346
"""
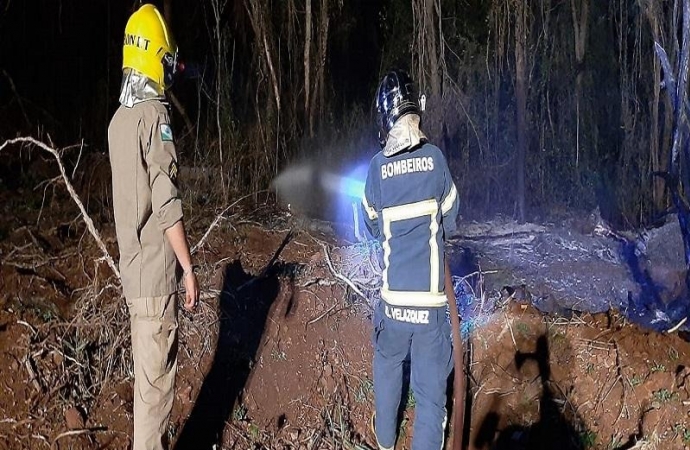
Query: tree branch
0 137 121 281
190 190 266 254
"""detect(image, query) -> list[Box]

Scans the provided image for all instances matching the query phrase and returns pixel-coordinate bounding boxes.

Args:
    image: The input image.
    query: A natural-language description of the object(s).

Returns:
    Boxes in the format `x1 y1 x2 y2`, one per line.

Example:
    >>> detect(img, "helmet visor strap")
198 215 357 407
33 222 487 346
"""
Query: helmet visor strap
162 51 178 88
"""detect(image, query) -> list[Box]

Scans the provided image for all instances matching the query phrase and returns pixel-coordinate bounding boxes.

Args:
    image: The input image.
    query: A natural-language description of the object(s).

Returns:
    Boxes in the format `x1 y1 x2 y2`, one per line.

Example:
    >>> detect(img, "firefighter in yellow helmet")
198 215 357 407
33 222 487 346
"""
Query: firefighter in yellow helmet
108 5 198 450
119 3 178 106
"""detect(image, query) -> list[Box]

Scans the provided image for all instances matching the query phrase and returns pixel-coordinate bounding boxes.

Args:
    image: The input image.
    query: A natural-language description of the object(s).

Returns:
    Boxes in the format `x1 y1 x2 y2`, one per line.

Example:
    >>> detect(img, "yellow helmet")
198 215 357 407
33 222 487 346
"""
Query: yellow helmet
122 4 177 90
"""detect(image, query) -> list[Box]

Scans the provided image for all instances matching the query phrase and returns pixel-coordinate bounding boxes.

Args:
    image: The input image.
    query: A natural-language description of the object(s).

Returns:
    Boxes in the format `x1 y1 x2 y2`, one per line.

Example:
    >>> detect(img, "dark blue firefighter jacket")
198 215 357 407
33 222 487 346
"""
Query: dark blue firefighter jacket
361 142 460 308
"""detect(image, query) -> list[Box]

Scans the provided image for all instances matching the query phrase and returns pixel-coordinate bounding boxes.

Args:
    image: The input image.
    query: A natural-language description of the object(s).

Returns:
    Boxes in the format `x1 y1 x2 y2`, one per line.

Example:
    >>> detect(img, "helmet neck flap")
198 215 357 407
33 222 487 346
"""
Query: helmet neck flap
382 113 427 157
119 68 165 108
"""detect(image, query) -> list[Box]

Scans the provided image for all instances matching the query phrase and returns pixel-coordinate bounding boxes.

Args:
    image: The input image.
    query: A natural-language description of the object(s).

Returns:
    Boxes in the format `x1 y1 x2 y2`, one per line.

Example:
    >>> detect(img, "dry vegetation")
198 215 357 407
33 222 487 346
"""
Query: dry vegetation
3 0 690 448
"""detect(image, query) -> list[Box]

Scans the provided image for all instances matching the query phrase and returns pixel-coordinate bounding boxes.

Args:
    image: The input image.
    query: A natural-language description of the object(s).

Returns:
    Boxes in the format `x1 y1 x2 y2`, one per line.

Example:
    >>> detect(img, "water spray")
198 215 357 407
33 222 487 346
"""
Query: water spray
272 161 369 241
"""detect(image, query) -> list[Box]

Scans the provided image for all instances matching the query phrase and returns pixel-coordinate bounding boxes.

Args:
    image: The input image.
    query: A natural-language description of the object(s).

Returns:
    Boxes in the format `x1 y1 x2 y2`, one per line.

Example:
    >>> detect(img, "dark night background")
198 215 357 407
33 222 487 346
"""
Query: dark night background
4 3 690 449
0 0 682 227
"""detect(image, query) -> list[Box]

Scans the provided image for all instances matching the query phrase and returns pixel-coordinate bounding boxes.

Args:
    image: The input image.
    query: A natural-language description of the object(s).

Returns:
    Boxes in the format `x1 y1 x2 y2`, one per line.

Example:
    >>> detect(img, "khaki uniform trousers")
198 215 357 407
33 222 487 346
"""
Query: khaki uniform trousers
127 294 178 450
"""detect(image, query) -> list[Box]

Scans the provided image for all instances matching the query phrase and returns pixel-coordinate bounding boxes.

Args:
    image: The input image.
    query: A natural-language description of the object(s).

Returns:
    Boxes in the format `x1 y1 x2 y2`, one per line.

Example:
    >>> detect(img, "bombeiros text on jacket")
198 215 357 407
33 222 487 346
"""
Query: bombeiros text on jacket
380 156 434 180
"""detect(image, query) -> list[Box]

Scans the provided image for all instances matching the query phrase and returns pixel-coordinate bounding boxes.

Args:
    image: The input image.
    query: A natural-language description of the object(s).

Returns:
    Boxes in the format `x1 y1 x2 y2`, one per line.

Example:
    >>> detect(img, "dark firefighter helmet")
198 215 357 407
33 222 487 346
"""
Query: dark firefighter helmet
375 69 420 148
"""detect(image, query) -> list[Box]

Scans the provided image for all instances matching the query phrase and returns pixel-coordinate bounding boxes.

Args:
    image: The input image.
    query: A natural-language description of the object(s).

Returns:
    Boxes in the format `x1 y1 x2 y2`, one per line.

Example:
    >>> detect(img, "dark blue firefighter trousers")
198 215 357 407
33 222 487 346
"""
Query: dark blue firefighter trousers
373 300 453 450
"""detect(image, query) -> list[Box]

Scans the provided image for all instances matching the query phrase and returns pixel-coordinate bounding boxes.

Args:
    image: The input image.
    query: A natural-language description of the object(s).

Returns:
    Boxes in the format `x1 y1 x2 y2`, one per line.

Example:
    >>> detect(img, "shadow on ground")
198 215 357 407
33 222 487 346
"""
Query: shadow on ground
174 232 298 449
474 335 587 450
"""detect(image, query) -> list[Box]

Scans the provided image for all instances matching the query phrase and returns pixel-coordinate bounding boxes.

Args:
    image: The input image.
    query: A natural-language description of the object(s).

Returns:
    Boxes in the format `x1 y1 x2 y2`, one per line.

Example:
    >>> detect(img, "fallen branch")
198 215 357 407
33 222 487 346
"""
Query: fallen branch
0 137 120 280
452 235 537 247
191 190 266 254
51 427 108 450
4 251 79 272
667 316 688 334
31 434 50 448
299 278 338 288
24 357 41 393
190 205 233 255
16 320 38 337
319 242 368 300
306 303 338 326
455 220 546 239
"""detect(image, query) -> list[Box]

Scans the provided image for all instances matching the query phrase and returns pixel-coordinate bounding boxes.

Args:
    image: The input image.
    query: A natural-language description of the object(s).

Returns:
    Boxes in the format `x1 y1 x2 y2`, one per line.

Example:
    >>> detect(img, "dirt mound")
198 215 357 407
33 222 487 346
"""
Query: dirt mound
470 304 690 449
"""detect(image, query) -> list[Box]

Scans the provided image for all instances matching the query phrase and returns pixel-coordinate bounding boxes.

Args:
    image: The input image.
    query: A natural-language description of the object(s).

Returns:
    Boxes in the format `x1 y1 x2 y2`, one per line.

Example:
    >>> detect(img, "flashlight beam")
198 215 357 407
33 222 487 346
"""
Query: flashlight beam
321 172 365 199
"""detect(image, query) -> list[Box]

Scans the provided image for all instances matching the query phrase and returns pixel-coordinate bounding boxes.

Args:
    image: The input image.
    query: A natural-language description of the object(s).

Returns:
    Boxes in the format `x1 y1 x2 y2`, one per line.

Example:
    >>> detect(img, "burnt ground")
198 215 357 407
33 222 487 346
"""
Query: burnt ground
1 162 690 449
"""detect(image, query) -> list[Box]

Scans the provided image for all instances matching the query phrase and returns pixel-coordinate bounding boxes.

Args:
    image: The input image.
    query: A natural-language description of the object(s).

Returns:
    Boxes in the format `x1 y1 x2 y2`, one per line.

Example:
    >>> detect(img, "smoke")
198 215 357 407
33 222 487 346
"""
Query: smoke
272 160 370 240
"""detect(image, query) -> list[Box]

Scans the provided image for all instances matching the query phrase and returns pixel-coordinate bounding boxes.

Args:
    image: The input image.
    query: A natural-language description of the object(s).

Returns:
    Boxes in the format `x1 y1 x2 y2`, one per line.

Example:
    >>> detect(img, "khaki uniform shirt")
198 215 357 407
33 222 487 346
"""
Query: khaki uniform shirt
108 100 183 300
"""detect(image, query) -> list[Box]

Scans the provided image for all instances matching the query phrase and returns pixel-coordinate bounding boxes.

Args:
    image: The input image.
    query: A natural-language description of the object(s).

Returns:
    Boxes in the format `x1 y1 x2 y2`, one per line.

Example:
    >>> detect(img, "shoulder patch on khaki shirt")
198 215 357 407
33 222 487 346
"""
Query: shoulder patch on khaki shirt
160 123 174 142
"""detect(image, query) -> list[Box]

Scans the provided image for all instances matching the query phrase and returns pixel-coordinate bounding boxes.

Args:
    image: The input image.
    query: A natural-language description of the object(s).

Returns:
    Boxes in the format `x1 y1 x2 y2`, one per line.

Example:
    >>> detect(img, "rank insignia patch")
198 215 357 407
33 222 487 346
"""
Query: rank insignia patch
168 160 179 183
160 123 174 142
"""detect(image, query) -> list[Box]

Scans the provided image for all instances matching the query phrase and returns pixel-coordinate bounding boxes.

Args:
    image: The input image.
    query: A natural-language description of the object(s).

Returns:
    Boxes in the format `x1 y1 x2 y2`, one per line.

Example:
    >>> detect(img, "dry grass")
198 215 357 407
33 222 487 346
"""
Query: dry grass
627 431 660 450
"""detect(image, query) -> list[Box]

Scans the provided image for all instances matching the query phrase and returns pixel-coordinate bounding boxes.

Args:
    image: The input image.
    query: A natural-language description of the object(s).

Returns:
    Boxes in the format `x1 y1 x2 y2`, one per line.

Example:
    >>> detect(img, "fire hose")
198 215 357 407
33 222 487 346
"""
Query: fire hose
445 259 467 450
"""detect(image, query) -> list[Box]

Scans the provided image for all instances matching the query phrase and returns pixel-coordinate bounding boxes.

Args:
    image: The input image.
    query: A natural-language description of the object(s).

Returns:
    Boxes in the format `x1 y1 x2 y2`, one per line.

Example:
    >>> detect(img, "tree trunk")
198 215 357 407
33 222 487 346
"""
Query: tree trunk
411 0 443 141
644 4 665 212
310 0 329 136
246 0 281 114
287 0 299 126
245 0 282 184
209 0 228 198
571 0 589 169
304 0 312 136
426 0 441 99
515 0 527 223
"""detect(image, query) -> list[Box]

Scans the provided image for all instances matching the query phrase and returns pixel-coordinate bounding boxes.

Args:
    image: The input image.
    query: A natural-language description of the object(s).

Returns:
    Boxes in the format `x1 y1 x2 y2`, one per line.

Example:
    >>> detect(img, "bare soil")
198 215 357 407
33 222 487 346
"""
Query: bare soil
1 166 690 450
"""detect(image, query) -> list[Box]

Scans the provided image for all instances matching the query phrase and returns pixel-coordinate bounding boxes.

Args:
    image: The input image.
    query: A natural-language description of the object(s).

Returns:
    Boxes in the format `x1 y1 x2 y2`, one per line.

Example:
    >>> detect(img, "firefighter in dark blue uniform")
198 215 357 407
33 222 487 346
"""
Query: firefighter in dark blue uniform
362 70 460 450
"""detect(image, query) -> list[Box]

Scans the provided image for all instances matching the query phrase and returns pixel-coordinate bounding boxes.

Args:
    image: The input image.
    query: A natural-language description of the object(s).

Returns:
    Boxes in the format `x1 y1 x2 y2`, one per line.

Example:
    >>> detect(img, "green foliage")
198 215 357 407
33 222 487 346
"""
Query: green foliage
672 424 690 443
629 375 644 388
39 307 56 323
652 388 677 403
650 362 666 373
233 404 248 421
248 423 260 441
354 377 374 404
270 347 287 361
516 322 530 337
579 430 597 448
607 435 623 449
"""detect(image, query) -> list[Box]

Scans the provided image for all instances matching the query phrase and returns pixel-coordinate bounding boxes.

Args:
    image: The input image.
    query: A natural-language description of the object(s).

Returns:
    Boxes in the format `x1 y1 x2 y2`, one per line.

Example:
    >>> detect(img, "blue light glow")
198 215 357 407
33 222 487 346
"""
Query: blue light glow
334 162 371 240
339 169 366 200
